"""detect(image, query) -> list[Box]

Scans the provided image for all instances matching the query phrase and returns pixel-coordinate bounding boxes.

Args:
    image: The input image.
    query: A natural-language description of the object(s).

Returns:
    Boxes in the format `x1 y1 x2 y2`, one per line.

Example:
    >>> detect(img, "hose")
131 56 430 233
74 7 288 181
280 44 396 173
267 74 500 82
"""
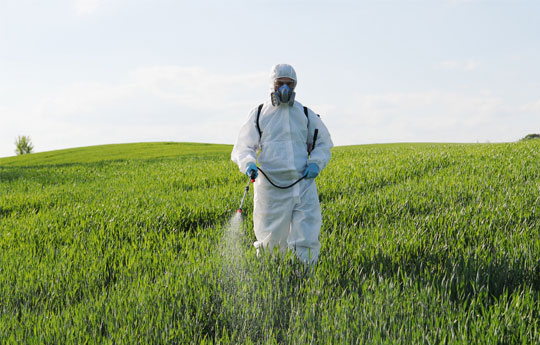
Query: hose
255 129 317 189
257 167 305 189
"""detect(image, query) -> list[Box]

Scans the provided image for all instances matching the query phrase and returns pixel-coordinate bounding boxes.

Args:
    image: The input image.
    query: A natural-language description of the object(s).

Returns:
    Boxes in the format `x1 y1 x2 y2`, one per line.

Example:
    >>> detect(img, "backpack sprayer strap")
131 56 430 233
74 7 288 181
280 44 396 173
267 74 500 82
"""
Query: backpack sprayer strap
256 104 264 138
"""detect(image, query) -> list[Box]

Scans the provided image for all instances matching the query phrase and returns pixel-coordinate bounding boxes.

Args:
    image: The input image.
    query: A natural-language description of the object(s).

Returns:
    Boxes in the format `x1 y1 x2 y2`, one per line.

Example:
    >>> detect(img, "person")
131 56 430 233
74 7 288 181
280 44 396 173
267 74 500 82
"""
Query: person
231 63 333 265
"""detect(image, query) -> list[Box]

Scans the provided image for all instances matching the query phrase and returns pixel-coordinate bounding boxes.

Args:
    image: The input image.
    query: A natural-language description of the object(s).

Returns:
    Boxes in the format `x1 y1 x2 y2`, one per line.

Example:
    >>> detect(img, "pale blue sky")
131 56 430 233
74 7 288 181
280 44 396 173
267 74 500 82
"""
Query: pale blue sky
1 0 539 157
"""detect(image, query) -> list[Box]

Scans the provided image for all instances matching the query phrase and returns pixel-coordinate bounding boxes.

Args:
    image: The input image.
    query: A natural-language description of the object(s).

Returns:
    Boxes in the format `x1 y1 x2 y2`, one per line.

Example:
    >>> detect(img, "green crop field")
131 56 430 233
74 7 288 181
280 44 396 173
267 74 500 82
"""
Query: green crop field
1 141 539 344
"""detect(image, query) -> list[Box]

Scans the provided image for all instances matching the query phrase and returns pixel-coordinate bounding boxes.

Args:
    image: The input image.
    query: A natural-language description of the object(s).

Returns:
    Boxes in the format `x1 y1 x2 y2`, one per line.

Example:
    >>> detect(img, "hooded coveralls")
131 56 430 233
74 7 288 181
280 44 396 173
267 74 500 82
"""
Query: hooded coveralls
231 64 333 264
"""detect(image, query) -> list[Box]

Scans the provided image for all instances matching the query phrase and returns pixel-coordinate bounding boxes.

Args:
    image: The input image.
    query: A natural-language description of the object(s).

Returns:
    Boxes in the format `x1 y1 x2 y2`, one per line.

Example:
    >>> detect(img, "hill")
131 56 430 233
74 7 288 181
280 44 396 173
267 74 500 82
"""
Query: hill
1 141 540 344
0 142 232 166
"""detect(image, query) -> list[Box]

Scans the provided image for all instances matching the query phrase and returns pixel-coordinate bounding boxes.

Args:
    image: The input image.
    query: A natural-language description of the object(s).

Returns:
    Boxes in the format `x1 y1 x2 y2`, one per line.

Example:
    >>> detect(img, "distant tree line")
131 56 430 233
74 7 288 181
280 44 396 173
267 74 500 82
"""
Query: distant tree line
520 133 540 141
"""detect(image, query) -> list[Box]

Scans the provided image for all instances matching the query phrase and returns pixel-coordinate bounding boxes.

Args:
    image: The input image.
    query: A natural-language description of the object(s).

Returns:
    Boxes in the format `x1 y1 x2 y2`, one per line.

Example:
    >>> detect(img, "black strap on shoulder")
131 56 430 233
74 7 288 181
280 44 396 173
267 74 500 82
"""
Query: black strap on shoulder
304 106 320 118
256 104 264 137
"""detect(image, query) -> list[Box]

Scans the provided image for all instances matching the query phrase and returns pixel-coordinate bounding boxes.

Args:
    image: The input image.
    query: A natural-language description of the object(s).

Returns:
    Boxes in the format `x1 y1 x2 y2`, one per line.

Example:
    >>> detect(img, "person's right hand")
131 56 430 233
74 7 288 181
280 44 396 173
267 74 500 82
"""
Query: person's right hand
245 162 258 179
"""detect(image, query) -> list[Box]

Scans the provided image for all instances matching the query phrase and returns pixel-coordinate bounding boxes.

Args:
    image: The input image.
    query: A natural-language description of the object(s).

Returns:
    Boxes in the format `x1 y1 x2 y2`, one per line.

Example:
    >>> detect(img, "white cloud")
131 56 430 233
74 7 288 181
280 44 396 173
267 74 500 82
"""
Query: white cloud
446 0 482 6
130 66 266 110
0 65 268 157
76 0 101 15
520 100 540 113
27 65 267 121
3 63 539 158
75 0 126 15
35 82 136 119
329 91 528 145
437 59 480 71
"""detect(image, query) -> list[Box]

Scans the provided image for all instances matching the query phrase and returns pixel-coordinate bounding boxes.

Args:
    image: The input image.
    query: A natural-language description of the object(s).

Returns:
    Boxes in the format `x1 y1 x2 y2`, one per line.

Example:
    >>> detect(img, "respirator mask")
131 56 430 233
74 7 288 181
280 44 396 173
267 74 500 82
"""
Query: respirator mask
271 81 296 106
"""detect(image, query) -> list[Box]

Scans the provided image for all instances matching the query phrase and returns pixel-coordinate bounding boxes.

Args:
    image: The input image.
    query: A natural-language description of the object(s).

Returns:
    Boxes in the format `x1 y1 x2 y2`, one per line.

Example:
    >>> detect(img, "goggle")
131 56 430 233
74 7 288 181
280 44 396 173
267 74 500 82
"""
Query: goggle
274 80 296 88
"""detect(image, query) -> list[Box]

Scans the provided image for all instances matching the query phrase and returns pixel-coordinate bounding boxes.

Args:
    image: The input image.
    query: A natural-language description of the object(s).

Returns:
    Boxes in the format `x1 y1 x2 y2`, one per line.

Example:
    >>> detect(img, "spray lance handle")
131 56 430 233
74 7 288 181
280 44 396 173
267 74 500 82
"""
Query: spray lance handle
237 169 257 213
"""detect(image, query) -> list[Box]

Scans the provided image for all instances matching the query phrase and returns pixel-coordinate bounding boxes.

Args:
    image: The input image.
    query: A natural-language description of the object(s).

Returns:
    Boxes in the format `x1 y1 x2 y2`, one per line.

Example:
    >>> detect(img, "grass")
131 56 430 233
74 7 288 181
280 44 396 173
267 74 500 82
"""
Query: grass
0 142 231 166
1 141 539 344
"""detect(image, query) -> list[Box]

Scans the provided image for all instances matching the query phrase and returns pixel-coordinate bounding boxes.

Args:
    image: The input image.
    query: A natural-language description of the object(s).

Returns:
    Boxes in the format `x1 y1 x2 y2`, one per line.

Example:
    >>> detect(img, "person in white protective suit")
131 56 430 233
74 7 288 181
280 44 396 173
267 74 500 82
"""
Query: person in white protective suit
231 64 333 265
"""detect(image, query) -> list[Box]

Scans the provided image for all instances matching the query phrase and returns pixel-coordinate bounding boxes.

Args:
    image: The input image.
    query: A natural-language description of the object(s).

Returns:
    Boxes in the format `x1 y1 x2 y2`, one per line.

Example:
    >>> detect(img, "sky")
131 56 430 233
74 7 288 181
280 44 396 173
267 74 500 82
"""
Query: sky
1 0 540 158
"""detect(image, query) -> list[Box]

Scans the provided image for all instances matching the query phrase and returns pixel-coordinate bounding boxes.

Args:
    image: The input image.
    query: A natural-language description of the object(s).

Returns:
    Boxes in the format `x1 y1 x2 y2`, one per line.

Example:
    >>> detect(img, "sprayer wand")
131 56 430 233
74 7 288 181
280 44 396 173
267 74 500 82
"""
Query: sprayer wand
237 170 256 213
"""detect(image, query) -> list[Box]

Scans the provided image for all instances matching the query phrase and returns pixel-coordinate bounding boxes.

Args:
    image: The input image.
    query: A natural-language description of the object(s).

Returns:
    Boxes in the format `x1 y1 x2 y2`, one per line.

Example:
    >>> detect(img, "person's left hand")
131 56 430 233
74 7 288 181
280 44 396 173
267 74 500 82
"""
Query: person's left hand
304 163 320 179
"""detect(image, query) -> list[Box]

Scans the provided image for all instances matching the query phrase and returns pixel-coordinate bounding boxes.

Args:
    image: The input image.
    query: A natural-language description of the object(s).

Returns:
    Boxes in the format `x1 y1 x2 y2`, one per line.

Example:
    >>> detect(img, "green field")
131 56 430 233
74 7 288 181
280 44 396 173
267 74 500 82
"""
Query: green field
1 141 539 344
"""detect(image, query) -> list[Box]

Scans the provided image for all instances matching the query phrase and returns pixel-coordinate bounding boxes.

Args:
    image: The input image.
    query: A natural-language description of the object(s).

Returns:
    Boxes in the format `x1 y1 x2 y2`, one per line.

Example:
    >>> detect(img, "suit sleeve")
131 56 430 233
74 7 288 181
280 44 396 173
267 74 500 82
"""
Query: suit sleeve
231 107 261 174
307 110 333 171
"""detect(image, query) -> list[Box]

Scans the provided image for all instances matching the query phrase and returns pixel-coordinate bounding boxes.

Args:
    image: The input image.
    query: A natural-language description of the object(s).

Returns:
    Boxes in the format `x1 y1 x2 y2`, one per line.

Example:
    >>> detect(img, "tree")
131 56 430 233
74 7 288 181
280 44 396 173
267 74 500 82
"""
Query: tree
15 135 34 155
520 133 540 141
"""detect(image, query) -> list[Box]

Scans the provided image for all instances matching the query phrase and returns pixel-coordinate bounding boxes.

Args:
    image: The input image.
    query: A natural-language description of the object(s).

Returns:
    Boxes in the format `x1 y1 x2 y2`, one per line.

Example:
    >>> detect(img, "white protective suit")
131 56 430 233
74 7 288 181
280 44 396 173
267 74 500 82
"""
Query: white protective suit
231 64 333 264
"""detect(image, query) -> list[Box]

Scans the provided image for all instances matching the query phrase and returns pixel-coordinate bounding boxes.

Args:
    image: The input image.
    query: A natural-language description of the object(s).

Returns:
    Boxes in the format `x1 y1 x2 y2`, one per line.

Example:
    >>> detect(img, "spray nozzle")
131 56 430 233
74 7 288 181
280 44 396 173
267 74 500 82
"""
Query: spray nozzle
250 170 257 182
